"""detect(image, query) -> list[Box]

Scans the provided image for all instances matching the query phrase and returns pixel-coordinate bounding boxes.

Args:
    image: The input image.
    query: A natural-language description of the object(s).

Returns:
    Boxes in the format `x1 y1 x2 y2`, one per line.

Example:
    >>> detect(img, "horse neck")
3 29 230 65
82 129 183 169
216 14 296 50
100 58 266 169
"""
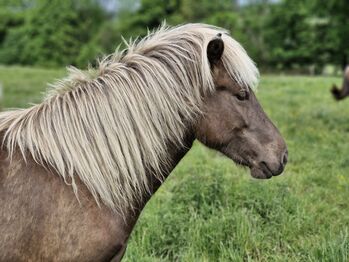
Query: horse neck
125 129 195 224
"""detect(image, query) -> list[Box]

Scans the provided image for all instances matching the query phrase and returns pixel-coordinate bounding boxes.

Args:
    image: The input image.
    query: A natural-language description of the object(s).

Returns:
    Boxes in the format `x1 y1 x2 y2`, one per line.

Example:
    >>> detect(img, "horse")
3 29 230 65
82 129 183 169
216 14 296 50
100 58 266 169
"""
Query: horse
0 23 288 261
331 65 349 100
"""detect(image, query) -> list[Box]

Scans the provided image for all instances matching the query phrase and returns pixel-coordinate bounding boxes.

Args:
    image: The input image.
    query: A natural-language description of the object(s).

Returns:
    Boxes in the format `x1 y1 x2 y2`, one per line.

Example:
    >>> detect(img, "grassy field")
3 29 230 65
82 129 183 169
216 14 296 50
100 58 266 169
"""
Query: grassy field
1 66 349 261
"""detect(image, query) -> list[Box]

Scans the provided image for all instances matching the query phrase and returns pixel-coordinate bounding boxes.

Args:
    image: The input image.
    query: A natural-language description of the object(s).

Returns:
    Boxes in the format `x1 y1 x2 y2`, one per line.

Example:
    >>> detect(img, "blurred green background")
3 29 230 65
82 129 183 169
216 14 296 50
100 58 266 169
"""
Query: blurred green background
0 0 348 73
1 0 349 261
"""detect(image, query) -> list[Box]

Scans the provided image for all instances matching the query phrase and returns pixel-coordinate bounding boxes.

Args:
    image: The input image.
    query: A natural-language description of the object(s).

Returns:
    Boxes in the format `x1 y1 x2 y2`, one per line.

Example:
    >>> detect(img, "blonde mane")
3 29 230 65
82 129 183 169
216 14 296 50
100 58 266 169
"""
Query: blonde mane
0 23 259 215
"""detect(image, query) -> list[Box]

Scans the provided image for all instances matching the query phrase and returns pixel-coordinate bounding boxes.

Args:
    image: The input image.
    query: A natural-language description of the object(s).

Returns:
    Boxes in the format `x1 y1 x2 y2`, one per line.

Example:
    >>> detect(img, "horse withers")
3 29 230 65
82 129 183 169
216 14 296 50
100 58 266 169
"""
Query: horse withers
331 65 349 100
0 24 287 261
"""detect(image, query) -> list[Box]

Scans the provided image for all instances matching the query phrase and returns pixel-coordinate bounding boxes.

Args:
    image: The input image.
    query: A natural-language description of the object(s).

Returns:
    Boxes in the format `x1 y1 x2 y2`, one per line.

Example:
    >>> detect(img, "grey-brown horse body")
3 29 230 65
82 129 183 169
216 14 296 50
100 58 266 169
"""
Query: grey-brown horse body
0 133 193 261
331 66 349 100
0 24 287 261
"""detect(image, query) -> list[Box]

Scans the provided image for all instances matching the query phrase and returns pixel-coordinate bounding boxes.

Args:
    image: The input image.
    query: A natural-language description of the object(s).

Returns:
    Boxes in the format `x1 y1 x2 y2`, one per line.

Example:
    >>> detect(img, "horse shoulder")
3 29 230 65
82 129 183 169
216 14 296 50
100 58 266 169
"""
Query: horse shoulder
0 148 130 261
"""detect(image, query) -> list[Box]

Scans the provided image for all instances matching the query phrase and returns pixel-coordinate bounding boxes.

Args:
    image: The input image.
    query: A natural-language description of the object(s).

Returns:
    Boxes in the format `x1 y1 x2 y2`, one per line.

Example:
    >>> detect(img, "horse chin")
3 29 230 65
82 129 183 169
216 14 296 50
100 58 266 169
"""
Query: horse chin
222 151 273 179
250 166 273 179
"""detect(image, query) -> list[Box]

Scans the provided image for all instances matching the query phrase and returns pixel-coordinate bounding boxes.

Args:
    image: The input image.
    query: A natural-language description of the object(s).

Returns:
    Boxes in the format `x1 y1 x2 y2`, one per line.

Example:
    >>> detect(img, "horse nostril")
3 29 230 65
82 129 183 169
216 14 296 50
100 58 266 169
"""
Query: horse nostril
282 150 288 166
260 161 268 168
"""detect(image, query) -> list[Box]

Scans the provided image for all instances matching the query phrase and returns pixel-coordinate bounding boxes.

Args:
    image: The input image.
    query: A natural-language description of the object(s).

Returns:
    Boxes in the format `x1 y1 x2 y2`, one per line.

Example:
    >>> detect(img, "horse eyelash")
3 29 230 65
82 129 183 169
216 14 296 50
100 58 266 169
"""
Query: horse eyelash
236 89 249 101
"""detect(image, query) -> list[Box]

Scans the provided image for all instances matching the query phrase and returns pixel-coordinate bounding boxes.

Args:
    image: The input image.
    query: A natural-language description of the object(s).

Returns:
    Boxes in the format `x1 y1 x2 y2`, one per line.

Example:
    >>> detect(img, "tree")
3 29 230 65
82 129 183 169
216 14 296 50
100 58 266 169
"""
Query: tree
312 0 349 69
0 0 28 59
0 0 107 66
263 0 349 71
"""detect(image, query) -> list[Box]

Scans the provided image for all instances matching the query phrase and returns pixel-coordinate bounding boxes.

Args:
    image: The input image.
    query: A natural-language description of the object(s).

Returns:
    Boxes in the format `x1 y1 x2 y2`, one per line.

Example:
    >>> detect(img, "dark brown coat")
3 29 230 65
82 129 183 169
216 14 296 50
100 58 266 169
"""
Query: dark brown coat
331 66 349 100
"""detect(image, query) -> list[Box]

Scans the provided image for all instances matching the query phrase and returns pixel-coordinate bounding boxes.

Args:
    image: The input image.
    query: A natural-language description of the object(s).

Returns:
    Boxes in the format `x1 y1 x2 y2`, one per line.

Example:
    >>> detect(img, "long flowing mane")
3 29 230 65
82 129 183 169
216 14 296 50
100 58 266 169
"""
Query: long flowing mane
0 23 258 215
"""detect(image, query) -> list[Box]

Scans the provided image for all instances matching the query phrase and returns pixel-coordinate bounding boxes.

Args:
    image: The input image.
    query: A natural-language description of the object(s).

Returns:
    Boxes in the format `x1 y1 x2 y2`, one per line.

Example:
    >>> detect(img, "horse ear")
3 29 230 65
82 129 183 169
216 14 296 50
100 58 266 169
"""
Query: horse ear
207 33 224 65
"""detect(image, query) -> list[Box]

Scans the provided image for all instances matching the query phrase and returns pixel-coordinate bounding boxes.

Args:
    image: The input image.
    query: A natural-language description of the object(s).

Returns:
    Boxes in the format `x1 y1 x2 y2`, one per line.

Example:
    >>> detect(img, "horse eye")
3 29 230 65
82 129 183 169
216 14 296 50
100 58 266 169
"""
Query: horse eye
236 89 249 101
217 85 228 91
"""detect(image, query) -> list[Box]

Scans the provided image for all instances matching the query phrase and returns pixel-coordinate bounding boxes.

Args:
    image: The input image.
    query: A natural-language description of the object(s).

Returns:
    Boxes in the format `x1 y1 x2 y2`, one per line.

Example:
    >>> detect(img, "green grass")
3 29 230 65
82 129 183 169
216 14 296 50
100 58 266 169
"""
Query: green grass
0 65 65 108
1 66 349 261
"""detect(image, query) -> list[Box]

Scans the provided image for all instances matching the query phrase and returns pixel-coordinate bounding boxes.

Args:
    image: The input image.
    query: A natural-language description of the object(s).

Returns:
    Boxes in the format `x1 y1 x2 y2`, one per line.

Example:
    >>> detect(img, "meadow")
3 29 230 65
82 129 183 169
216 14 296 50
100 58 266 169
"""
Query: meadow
1 66 348 261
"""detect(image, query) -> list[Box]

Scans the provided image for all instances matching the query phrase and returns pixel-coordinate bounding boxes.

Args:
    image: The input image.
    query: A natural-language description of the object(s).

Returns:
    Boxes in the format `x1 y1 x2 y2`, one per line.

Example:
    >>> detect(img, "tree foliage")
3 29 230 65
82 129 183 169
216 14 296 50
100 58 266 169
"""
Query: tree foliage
0 0 106 66
0 0 347 71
